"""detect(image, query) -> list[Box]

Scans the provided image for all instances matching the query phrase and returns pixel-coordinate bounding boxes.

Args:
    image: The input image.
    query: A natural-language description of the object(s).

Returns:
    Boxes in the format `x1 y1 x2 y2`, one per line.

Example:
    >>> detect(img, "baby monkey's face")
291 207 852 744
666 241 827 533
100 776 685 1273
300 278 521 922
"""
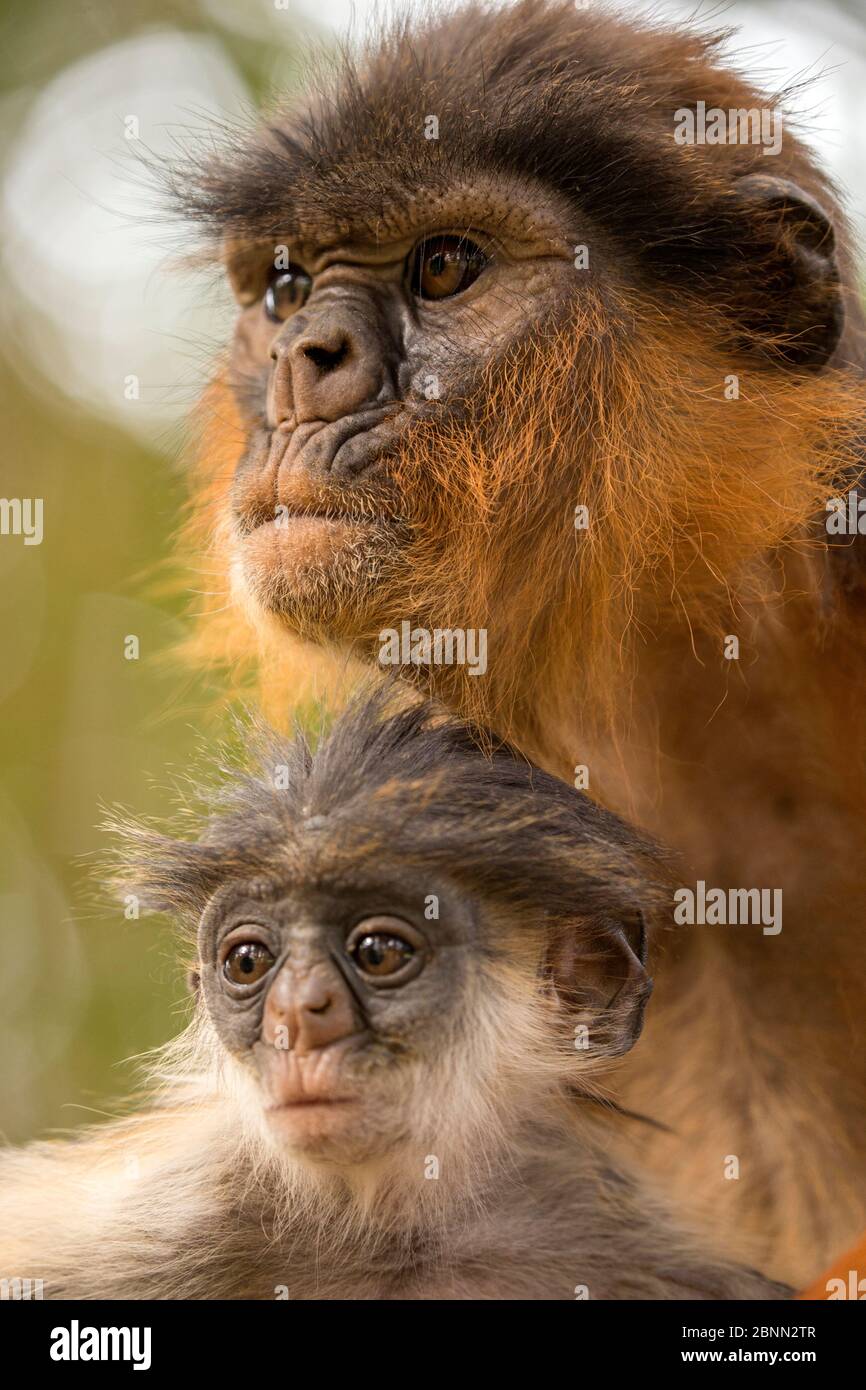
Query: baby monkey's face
196 875 477 1163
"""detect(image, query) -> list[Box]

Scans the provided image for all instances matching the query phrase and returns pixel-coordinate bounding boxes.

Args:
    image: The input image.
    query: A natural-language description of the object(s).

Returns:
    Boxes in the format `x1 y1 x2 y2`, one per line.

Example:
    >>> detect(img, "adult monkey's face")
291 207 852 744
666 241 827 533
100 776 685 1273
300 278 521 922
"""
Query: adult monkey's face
184 0 856 679
224 174 578 638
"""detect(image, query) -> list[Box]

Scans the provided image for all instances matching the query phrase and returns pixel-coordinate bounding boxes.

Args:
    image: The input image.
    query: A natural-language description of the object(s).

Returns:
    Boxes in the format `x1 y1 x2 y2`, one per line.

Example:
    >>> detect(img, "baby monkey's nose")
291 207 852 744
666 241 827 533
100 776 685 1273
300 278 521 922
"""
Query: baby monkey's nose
263 960 358 1054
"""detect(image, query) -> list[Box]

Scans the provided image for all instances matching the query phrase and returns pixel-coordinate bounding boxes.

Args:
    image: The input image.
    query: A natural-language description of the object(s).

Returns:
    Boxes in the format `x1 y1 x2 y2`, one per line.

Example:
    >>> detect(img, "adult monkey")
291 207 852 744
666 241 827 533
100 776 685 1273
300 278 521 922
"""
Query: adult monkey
175 1 866 1283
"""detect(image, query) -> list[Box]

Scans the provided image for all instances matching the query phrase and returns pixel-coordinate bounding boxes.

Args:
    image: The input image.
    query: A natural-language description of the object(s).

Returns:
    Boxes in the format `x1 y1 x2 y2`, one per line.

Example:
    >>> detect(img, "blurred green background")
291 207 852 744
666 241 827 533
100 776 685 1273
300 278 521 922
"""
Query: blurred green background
1 0 865 1144
0 0 327 1143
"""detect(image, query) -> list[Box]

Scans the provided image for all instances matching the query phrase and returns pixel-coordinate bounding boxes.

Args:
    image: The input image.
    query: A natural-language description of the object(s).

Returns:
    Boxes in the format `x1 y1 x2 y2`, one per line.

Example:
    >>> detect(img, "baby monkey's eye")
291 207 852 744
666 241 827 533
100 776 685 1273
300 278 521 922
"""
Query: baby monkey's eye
352 934 414 976
264 267 312 322
346 915 427 986
224 940 276 985
410 236 488 301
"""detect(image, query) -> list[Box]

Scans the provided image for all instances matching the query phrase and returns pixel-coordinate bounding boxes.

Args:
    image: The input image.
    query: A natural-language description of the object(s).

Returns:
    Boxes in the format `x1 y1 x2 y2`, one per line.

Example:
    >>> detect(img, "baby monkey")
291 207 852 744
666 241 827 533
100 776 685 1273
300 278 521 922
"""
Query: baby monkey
0 695 787 1300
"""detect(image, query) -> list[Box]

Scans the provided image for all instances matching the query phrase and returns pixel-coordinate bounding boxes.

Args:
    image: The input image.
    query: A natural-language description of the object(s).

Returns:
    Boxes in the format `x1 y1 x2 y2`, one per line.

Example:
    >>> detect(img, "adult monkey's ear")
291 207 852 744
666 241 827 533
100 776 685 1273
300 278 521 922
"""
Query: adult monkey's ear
732 174 844 369
545 907 653 1059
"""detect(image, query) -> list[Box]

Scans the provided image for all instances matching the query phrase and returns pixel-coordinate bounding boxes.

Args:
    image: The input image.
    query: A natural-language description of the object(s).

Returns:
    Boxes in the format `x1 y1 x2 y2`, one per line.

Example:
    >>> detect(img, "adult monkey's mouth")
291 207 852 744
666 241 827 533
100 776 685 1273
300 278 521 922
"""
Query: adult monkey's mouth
233 409 407 541
230 410 412 627
274 402 405 479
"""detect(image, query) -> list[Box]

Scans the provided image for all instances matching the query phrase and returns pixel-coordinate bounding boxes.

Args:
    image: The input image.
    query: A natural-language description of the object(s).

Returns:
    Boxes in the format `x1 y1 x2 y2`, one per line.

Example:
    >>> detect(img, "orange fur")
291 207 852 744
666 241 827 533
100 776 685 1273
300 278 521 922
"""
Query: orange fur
184 291 864 754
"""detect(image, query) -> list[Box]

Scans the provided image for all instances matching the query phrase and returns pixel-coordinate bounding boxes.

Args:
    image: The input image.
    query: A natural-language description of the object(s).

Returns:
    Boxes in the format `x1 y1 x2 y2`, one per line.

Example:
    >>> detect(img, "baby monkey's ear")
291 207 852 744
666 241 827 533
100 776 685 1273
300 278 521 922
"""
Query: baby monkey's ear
544 907 653 1059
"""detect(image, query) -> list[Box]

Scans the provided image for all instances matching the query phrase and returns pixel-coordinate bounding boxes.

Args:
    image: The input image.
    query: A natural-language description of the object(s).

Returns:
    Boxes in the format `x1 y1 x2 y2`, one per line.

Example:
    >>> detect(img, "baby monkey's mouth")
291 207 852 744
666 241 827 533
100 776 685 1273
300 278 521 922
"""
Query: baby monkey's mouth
265 1097 356 1109
257 1035 372 1142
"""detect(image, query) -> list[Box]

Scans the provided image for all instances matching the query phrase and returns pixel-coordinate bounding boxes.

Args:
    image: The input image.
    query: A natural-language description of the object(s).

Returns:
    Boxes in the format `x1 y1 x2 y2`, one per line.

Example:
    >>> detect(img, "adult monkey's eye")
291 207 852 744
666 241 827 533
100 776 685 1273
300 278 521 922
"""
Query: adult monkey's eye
264 267 312 322
410 235 488 301
346 916 427 985
224 941 276 985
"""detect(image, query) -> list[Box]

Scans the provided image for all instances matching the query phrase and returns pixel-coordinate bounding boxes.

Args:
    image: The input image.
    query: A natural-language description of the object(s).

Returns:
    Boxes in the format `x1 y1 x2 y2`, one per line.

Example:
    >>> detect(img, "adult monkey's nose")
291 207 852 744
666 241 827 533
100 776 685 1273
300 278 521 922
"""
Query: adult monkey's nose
269 304 388 426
